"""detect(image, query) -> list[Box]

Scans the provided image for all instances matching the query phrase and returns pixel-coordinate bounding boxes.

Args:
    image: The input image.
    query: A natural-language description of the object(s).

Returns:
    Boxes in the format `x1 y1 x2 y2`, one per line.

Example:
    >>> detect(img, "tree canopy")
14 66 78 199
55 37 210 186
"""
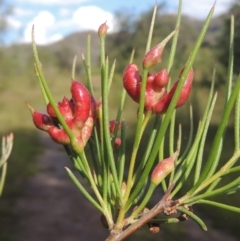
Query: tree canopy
217 0 240 75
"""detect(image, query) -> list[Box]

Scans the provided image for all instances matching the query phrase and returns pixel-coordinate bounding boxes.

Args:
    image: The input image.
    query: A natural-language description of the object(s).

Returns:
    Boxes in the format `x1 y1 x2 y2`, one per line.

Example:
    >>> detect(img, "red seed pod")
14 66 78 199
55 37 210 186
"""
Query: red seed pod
71 138 85 153
121 181 127 197
152 69 169 91
152 93 170 114
27 104 53 131
71 80 91 126
123 64 141 103
98 21 109 37
139 73 165 110
143 30 176 69
145 85 167 110
48 126 70 144
174 67 194 108
46 103 55 118
151 151 178 186
114 137 121 149
81 116 94 145
153 68 194 114
47 97 74 123
143 44 165 69
145 73 155 92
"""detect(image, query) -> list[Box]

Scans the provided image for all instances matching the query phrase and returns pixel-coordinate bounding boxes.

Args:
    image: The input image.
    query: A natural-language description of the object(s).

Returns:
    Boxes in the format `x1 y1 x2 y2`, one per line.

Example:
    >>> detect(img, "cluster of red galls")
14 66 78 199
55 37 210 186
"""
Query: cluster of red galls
123 64 193 115
29 25 193 152
28 80 121 152
29 65 193 152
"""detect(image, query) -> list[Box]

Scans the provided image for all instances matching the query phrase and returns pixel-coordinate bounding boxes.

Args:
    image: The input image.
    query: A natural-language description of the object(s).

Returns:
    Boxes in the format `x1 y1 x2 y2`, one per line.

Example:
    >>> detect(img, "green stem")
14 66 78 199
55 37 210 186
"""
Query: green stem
71 54 77 80
65 167 103 213
86 33 94 95
194 93 218 184
177 206 207 231
133 116 159 184
99 33 121 201
177 105 193 165
32 27 76 147
235 88 240 151
131 183 156 218
225 15 234 103
118 121 126 186
0 162 7 196
197 199 240 213
189 75 240 195
124 106 151 202
167 0 182 72
102 64 122 200
108 59 116 92
114 6 158 228
169 110 176 155
181 150 240 202
183 176 240 205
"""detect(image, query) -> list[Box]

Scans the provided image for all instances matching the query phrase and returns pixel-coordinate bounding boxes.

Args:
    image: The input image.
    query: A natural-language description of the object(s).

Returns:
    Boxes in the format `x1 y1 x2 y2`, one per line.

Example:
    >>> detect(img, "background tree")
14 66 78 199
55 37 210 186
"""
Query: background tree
217 0 240 75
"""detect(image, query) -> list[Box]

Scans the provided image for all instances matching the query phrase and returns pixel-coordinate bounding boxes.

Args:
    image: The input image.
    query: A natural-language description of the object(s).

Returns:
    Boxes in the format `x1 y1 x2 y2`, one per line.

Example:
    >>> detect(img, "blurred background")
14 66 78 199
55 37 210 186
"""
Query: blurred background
0 0 240 240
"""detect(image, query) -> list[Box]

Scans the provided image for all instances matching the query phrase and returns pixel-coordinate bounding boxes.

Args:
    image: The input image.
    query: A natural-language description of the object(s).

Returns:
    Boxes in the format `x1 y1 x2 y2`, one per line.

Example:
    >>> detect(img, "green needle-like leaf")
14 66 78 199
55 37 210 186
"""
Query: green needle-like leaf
198 199 240 213
177 206 207 231
190 75 240 195
65 167 104 213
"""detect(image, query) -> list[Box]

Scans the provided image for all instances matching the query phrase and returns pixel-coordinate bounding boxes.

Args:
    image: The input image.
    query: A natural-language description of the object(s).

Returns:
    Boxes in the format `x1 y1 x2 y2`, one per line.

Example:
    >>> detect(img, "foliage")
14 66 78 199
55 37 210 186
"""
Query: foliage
217 0 240 75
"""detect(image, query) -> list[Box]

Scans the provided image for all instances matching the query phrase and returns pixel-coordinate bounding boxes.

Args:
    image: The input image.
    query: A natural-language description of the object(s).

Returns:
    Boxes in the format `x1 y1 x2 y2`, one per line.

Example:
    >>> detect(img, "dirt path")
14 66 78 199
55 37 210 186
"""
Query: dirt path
15 133 108 241
15 133 238 241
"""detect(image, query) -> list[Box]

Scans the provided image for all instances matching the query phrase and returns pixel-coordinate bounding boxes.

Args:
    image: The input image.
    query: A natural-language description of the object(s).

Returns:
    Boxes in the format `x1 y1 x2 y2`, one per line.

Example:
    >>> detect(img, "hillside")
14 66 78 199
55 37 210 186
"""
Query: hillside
0 12 224 75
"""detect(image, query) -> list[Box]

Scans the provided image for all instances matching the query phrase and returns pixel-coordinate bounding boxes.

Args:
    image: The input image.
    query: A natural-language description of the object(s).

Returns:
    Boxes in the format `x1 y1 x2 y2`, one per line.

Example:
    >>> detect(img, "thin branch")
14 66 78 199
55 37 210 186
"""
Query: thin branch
106 184 176 241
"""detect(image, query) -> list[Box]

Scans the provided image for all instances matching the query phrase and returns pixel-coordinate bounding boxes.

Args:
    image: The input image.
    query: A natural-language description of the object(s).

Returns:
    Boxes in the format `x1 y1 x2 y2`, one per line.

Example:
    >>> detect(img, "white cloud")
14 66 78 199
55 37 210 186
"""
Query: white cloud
73 6 117 32
15 0 89 6
13 7 34 17
18 6 116 45
58 8 71 17
7 17 22 29
21 11 63 45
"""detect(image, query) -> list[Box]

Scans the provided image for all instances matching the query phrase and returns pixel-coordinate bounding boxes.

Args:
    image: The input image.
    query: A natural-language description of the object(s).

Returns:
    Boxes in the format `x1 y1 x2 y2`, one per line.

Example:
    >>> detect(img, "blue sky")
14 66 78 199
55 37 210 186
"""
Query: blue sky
5 0 234 45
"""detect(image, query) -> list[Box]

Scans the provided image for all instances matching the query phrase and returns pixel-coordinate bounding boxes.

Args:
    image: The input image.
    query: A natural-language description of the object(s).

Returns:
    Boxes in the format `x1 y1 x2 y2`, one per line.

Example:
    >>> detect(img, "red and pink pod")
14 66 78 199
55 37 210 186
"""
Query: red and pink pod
114 137 121 149
48 126 70 145
151 151 178 186
123 63 141 103
143 30 177 69
47 97 74 124
153 68 194 114
71 80 91 128
152 69 169 91
27 104 53 131
98 21 109 37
